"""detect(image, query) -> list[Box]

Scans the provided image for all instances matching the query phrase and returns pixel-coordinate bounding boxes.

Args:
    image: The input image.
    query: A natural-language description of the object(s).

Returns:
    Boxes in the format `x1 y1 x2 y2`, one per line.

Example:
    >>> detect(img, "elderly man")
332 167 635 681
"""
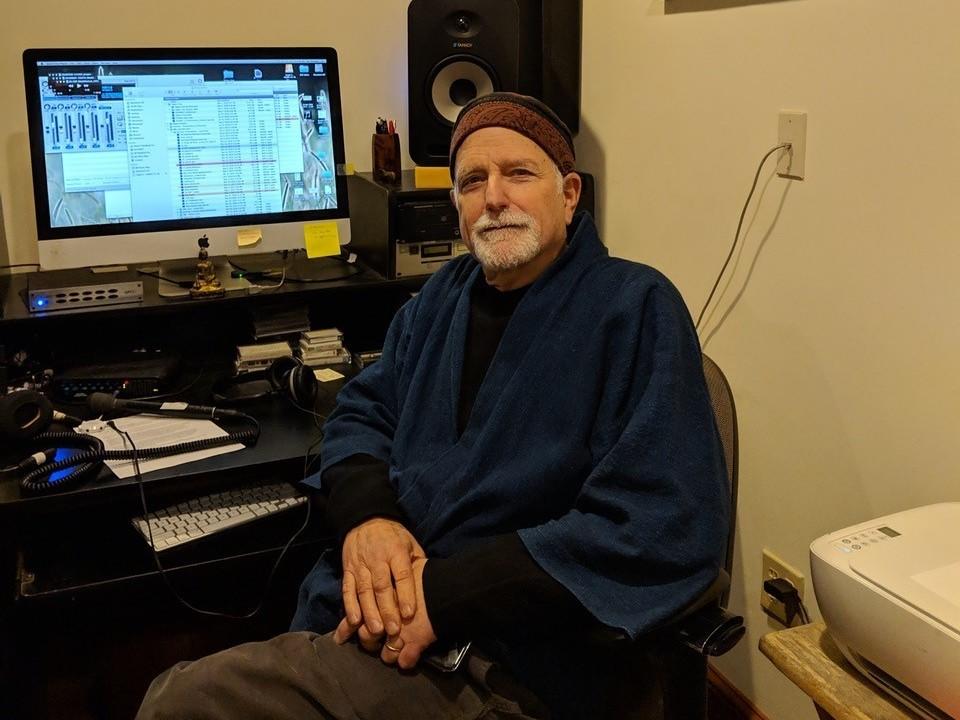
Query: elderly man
137 93 728 720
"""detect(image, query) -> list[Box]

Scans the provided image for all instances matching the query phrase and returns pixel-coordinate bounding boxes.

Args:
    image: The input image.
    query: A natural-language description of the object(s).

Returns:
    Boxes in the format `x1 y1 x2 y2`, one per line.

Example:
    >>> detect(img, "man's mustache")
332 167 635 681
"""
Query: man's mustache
472 212 534 235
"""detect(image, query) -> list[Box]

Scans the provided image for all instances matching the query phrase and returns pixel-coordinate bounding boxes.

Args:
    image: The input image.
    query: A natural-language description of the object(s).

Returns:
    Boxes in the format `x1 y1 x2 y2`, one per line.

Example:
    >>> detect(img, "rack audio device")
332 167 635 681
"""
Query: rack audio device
27 268 144 313
347 171 467 280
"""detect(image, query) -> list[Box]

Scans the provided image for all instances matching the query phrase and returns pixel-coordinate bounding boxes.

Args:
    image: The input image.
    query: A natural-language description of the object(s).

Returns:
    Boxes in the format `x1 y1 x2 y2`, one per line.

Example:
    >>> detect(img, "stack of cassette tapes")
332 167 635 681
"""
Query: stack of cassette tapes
236 341 292 374
298 328 351 368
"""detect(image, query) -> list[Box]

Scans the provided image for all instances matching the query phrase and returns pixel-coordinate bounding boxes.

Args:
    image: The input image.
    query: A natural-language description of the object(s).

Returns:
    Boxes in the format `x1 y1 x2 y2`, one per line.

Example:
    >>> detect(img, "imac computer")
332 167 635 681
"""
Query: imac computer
22 48 351 272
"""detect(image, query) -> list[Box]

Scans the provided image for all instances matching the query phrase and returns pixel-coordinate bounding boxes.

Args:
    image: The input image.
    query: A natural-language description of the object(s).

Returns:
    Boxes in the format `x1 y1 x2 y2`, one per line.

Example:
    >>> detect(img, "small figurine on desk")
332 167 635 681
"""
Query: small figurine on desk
190 235 225 299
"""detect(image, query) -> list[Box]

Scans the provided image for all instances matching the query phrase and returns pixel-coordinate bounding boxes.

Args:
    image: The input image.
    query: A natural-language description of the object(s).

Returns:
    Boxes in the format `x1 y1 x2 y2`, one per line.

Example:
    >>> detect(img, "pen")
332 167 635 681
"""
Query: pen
388 119 395 135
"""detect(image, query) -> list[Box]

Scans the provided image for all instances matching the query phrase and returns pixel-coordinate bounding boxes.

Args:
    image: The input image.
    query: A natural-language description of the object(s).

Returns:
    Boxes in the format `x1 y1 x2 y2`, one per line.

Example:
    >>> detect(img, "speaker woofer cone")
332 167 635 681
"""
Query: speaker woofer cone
429 58 497 125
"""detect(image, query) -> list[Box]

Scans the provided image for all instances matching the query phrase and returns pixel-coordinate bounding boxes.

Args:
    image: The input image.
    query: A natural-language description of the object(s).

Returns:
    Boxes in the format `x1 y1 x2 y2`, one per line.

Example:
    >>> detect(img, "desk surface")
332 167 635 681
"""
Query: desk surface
0 381 343 518
759 623 921 720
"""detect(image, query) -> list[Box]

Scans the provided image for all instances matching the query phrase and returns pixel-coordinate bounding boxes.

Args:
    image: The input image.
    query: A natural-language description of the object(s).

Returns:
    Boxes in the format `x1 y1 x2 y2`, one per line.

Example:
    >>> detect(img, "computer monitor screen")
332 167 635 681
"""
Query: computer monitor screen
23 48 351 270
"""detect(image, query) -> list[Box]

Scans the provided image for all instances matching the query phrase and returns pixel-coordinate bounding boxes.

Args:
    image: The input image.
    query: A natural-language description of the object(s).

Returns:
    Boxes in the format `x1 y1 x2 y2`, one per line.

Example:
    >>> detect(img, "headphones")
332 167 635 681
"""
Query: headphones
267 356 318 409
214 357 317 408
0 389 56 440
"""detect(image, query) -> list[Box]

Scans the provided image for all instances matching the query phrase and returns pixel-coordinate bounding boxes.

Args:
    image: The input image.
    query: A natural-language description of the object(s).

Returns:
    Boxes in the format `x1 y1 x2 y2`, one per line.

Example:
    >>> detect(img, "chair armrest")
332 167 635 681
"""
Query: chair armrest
677 605 744 656
578 570 744 657
671 570 744 656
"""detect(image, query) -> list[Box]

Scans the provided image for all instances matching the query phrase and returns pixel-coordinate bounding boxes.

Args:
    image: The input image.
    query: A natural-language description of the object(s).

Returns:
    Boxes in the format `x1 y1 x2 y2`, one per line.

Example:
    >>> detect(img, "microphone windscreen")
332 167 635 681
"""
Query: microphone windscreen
87 393 117 415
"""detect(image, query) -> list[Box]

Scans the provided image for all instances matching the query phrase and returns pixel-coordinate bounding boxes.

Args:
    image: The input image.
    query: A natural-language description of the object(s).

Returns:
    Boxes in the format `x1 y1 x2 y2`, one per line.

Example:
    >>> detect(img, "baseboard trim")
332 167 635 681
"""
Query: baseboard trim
708 664 771 720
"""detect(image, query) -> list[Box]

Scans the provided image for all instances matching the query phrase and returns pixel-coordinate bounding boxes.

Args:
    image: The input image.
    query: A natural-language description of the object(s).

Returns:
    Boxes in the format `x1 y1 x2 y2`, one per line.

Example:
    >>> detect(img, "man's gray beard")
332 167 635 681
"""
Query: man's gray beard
470 211 543 272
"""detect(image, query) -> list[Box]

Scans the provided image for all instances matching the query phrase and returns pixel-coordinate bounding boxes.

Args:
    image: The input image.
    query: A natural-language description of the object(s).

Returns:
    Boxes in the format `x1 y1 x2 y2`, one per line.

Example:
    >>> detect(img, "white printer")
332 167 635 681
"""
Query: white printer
810 503 960 719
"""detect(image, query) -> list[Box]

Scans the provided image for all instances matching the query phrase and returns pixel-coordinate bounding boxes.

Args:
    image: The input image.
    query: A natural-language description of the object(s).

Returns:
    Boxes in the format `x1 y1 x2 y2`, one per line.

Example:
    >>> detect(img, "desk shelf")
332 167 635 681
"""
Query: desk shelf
16 497 331 604
760 623 923 720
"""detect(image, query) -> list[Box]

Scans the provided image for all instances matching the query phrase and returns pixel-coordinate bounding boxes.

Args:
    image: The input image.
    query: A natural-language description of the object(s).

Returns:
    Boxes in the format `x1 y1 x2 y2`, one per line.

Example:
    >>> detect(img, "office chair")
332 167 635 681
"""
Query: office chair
601 352 743 720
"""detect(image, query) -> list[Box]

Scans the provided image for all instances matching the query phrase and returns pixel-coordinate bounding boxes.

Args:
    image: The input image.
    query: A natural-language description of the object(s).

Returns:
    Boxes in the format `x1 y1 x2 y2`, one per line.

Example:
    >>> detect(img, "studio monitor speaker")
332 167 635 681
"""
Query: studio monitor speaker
407 0 581 167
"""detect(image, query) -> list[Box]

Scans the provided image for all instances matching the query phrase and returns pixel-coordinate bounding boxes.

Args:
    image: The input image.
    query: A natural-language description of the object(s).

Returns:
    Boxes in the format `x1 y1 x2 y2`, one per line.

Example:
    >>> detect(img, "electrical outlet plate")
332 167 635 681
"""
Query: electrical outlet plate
777 111 807 180
761 548 805 626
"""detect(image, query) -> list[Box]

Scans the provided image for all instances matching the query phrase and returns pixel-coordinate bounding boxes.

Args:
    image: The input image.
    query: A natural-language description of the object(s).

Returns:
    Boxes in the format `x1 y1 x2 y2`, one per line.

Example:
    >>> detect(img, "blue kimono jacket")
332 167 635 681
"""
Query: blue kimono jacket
293 213 728 647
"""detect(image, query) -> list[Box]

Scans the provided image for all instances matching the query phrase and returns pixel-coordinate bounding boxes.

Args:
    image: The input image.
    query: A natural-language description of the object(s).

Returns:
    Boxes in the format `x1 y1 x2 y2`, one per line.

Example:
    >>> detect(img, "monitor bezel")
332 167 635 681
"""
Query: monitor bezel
22 47 351 266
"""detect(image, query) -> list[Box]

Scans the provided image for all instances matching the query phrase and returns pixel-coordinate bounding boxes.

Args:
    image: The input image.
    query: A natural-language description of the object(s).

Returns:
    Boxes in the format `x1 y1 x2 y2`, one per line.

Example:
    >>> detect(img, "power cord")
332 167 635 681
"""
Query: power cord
136 269 195 288
0 263 42 271
695 142 792 332
763 577 811 626
227 251 288 291
228 249 362 285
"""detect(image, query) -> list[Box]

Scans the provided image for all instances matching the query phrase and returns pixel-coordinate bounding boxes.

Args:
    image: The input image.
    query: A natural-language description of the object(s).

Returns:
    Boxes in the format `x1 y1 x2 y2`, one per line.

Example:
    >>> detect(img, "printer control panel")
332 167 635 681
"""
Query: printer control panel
831 525 901 553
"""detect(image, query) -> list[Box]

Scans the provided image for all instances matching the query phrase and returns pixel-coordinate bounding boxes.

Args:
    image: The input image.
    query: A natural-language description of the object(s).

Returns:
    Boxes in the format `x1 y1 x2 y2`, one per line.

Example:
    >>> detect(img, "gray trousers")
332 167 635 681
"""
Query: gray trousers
136 632 550 720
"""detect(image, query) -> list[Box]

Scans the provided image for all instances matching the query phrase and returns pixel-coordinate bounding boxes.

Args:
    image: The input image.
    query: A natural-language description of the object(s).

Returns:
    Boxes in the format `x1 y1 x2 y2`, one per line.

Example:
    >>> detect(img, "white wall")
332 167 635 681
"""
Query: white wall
3 1 958 717
579 1 960 718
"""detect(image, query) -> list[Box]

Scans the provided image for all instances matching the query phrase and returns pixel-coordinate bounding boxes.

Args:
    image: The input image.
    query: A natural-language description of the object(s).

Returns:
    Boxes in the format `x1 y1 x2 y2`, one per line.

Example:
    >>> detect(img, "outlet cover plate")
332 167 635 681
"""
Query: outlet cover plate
777 111 807 180
761 548 805 625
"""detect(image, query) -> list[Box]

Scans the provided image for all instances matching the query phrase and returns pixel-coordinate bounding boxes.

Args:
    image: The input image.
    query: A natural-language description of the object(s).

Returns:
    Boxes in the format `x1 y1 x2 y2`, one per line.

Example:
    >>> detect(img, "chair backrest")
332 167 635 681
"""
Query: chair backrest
603 355 743 720
701 353 739 596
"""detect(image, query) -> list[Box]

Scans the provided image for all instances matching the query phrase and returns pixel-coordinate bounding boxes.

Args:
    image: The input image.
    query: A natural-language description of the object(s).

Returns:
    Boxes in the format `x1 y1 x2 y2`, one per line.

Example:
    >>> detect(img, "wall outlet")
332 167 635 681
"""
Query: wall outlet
777 111 807 180
761 548 805 626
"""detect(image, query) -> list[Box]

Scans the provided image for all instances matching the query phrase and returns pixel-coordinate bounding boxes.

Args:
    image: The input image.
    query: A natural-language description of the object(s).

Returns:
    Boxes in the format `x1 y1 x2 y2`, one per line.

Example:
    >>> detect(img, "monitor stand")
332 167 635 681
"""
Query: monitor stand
155 257 250 298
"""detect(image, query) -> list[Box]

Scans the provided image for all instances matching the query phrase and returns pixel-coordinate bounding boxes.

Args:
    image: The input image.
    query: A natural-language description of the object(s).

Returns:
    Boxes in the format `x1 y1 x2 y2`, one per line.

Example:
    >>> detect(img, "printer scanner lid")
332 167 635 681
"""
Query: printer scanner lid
848 503 960 634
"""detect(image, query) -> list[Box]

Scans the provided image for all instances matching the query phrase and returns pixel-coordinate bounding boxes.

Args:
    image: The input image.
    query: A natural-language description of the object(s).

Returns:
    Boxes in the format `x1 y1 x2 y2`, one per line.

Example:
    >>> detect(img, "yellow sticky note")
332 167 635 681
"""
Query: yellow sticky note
313 367 345 382
304 222 341 258
237 228 262 247
414 166 452 189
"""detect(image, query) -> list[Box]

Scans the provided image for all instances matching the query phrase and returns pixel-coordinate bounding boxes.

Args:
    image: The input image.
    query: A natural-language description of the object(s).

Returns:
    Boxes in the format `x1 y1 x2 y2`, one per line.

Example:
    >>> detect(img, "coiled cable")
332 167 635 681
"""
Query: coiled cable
18 414 260 493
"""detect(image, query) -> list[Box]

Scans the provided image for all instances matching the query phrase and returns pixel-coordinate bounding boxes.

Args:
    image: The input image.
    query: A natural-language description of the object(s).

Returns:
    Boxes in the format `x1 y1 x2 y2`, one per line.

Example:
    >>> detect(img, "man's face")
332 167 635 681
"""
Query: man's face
451 127 580 289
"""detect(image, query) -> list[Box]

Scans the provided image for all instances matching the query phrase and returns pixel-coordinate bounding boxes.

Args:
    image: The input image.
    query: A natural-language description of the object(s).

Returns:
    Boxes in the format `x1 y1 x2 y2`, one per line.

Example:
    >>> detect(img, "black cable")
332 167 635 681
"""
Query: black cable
0 263 42 271
289 395 328 431
228 252 362 284
0 448 57 474
15 432 106 492
695 143 791 332
115 421 315 620
226 249 290 277
285 268 362 284
128 367 206 402
136 269 194 288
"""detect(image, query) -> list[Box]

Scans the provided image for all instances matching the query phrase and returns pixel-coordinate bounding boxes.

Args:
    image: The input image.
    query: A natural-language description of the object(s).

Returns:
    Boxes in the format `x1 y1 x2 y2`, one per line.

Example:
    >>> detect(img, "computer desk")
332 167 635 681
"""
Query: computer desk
0 256 421 720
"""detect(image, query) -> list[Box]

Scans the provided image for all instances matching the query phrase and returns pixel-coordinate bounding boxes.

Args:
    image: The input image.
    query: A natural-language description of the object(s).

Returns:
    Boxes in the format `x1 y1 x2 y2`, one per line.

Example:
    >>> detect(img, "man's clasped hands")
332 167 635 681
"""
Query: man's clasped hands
332 518 437 669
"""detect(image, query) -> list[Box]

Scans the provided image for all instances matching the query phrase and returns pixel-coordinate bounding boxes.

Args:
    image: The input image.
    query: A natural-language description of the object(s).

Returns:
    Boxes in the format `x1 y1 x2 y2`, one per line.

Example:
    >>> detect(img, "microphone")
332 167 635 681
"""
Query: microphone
88 393 244 419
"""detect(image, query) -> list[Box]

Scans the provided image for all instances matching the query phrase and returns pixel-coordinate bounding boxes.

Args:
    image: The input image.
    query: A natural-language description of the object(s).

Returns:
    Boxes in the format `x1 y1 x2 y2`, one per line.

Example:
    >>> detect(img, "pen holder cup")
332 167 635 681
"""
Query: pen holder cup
372 133 401 184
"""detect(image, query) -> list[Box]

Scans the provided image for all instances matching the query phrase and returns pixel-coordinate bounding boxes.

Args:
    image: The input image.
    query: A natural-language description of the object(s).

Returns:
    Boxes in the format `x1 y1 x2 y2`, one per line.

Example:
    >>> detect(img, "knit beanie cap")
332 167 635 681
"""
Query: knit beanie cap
449 92 575 177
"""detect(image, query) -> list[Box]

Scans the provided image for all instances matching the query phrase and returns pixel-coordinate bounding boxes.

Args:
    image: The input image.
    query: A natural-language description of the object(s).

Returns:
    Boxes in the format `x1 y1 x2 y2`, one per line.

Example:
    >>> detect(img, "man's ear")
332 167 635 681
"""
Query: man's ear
562 172 582 224
449 188 456 207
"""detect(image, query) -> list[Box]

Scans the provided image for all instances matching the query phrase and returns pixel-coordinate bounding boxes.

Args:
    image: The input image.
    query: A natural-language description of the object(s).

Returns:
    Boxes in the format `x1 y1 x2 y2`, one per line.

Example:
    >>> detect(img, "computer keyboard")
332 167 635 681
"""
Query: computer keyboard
132 482 307 551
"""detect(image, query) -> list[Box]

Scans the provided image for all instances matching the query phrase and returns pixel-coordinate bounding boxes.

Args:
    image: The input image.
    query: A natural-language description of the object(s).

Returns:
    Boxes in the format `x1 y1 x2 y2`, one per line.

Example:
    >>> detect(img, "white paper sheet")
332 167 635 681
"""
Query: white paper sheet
78 415 245 479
